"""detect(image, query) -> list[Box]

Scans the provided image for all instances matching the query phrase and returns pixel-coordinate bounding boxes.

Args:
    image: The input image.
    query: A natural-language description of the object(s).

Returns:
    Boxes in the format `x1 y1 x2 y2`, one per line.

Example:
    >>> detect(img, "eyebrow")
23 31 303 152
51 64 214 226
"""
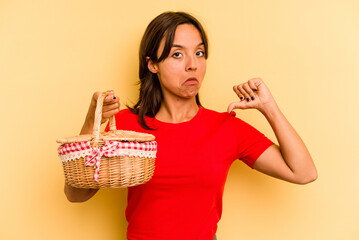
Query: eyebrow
172 42 204 48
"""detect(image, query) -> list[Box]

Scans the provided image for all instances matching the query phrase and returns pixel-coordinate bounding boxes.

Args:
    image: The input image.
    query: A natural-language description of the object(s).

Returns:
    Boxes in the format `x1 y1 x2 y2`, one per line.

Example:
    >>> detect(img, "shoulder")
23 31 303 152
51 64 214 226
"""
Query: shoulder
201 107 244 125
201 107 229 120
113 108 138 123
116 108 137 119
201 107 259 133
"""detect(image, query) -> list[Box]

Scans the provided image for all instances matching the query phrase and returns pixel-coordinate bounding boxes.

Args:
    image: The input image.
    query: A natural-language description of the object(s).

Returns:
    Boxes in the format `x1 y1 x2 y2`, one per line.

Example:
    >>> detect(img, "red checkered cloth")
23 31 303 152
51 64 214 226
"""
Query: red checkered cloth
58 140 157 182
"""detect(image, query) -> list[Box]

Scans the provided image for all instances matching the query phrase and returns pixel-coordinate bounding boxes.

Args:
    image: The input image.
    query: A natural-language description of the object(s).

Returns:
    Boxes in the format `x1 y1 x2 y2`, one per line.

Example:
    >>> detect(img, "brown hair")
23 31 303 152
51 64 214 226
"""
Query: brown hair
128 11 209 130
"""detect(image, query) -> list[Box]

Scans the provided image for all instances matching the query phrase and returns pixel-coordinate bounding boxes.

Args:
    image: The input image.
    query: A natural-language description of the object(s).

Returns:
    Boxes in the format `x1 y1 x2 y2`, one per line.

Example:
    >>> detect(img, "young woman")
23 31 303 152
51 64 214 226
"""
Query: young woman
65 11 317 240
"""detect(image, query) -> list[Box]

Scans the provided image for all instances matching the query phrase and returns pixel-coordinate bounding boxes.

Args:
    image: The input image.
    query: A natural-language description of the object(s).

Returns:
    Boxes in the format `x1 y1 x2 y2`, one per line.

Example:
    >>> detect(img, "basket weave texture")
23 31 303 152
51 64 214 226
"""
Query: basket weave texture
57 92 157 188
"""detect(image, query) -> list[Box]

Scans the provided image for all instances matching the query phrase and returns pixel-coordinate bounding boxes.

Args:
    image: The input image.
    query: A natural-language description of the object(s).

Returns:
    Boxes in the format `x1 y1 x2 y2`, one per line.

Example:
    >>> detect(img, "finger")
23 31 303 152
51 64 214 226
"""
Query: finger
237 84 251 102
242 83 256 101
92 91 118 105
102 102 120 113
104 94 119 105
248 79 258 92
92 91 102 102
227 101 246 113
233 85 244 101
250 77 264 90
102 108 120 120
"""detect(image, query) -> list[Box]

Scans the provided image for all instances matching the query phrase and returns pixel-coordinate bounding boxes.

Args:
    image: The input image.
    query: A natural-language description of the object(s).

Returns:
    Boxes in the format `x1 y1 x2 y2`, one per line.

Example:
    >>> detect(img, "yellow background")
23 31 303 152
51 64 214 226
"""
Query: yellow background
1 0 358 239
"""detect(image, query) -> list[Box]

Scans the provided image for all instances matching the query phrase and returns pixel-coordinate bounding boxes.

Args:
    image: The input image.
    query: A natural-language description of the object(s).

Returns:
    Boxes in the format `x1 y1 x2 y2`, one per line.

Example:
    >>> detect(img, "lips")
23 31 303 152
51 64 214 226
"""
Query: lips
184 77 199 85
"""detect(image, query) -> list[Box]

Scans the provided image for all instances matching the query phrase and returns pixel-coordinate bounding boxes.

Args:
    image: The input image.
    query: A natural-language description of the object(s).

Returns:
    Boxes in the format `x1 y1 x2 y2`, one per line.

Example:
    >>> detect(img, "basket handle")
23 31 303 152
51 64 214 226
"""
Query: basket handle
92 92 117 148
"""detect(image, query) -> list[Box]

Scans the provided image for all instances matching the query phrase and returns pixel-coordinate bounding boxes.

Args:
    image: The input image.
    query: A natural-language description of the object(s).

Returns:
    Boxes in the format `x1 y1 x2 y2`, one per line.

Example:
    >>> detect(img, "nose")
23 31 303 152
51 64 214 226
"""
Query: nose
185 55 197 72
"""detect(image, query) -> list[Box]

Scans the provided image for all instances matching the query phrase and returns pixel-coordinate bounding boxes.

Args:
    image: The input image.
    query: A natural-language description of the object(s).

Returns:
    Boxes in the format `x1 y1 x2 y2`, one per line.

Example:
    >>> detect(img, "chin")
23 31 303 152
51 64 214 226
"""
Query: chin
179 86 200 98
182 90 199 99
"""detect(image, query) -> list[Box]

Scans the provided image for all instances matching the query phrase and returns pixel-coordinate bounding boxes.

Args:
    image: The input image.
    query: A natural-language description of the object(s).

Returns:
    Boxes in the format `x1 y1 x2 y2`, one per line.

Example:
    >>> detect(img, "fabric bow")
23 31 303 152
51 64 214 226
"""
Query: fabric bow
85 141 119 182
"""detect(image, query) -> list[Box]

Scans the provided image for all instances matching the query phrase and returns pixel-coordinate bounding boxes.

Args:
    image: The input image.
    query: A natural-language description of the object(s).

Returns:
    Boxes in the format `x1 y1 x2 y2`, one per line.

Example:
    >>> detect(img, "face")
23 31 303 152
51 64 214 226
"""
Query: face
148 24 207 99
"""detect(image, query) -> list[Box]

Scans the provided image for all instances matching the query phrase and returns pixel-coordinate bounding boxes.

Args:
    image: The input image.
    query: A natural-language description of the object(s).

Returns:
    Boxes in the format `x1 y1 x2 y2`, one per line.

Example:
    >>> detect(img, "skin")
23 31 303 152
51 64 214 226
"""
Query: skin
64 91 119 202
147 24 207 123
64 24 317 203
228 79 317 184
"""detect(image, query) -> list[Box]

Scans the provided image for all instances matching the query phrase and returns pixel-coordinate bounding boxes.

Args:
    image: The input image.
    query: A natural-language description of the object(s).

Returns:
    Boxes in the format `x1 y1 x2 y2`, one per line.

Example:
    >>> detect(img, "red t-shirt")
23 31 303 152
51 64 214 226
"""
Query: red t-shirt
106 107 273 240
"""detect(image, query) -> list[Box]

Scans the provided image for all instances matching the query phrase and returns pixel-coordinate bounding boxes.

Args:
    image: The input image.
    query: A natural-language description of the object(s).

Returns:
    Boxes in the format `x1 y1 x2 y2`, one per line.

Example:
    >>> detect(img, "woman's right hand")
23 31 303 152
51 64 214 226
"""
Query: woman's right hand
67 91 120 201
81 90 120 134
91 91 120 124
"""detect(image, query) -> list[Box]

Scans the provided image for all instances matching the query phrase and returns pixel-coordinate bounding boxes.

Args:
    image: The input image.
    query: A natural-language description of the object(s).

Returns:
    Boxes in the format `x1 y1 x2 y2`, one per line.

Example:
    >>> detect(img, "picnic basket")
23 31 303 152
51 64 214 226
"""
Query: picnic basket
56 92 157 188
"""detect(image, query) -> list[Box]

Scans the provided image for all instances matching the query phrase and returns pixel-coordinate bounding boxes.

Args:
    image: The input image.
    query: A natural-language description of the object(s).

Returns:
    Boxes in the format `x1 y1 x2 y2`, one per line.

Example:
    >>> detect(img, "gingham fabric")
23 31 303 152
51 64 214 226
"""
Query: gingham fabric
58 140 157 181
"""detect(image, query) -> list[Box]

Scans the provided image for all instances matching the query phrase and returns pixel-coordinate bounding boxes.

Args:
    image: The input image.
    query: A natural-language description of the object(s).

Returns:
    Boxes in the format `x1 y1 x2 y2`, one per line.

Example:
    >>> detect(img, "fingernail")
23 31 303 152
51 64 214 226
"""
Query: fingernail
246 98 250 102
251 96 255 100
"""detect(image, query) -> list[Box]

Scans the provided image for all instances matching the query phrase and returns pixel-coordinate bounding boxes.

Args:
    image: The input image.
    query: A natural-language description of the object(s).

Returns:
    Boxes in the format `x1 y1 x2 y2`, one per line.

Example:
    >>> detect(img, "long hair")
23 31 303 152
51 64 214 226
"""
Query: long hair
128 11 209 130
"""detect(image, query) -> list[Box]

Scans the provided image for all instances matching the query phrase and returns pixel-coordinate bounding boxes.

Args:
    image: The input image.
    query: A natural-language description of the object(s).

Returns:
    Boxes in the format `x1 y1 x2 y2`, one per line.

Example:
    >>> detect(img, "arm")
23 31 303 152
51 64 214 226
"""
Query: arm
228 78 317 184
64 91 120 202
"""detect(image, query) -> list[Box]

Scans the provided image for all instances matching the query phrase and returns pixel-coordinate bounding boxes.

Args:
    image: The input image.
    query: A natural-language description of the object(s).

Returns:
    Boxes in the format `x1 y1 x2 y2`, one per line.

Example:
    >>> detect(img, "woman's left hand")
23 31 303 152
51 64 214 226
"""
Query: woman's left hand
227 78 277 114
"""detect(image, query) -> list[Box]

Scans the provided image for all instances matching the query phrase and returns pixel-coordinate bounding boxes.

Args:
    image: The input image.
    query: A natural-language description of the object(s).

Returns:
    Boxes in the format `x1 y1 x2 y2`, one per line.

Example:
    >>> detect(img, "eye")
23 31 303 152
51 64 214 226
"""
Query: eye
172 52 182 58
196 51 205 57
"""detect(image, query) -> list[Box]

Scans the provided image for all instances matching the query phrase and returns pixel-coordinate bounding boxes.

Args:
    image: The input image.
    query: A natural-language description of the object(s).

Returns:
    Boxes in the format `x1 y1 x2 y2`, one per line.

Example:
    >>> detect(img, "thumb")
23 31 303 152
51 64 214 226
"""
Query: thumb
227 101 246 114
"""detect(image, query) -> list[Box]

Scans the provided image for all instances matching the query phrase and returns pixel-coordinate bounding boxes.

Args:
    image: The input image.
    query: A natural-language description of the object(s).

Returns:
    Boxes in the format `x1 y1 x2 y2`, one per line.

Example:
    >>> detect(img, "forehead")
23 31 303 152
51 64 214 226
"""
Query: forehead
156 24 204 58
172 24 203 45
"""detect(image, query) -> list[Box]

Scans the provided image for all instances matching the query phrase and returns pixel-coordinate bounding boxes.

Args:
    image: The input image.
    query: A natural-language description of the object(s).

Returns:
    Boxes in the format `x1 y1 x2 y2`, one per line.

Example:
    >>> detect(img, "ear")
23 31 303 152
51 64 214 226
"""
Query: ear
146 57 159 73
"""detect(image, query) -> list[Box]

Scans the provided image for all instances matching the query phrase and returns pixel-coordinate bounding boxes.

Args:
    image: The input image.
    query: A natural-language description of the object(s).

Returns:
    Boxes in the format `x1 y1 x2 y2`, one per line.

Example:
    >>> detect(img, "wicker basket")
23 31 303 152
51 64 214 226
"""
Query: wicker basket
56 92 157 188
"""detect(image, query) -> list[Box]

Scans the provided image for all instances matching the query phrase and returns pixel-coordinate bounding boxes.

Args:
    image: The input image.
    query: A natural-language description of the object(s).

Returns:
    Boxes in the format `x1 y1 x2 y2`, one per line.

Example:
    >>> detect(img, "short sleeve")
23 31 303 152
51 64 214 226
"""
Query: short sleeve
232 117 274 168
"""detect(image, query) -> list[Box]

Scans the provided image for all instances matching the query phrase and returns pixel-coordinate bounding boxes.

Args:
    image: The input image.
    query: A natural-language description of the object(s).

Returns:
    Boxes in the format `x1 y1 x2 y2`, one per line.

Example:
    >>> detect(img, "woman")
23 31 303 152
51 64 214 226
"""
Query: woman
65 11 317 240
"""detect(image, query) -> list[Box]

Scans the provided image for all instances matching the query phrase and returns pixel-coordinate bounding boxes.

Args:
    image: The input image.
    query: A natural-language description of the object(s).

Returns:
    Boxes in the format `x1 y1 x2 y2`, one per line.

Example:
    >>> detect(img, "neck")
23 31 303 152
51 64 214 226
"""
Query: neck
155 96 199 123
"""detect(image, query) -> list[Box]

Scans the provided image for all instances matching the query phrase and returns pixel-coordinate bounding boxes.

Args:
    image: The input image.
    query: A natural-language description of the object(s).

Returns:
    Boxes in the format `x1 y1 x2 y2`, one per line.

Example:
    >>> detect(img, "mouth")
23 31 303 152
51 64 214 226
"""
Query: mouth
184 77 199 85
